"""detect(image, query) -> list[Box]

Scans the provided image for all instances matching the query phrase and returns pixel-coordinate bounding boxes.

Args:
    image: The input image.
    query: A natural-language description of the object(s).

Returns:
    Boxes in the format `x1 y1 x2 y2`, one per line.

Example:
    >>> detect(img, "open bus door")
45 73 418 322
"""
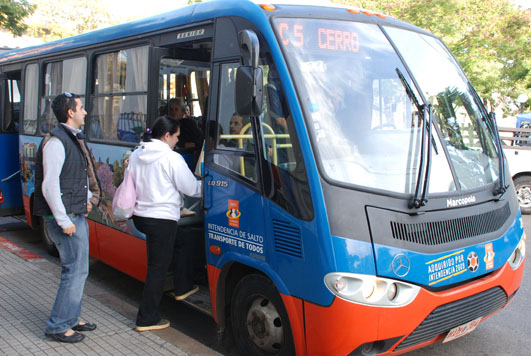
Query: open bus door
0 71 23 216
203 29 269 313
202 29 297 355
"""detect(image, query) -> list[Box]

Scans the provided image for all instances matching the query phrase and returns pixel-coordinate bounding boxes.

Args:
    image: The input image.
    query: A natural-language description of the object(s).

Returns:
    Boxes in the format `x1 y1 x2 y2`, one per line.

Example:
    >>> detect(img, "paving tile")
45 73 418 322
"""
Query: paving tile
0 246 193 355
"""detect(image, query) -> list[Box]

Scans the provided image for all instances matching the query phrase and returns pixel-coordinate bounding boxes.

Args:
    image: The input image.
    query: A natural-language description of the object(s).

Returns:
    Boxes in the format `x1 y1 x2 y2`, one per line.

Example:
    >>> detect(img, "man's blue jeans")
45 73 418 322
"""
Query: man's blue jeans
44 214 89 334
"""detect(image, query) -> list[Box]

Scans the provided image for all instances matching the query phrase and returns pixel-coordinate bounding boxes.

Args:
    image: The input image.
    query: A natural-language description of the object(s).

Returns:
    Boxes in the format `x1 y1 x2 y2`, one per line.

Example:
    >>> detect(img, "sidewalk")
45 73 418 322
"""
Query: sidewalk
0 230 220 356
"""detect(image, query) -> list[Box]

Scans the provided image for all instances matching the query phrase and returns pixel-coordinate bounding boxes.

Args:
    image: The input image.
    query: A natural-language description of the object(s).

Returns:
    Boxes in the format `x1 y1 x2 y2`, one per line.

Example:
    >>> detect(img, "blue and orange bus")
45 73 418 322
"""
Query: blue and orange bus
0 1 525 355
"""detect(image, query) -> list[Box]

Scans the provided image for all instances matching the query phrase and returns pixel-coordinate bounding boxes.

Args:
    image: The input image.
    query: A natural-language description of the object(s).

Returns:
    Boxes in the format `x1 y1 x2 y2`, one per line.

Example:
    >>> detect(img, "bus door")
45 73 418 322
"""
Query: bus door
204 60 268 273
0 71 23 216
203 26 315 355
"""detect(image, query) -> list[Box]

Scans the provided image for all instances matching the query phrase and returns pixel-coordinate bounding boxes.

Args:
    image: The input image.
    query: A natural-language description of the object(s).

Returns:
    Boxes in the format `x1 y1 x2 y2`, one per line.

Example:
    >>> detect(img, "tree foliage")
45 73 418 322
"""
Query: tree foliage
333 0 531 114
0 0 34 36
25 0 124 42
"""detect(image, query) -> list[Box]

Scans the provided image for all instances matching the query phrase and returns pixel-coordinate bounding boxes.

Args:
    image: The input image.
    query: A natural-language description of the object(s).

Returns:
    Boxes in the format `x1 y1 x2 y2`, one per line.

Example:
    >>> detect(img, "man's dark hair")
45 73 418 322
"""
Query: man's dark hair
51 93 80 123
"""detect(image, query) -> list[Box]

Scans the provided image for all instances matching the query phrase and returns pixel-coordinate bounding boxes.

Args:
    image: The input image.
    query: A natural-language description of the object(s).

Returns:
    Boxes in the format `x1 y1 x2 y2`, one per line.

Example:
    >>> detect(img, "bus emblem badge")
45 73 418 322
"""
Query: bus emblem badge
467 252 479 272
484 243 495 270
227 199 241 228
392 254 410 277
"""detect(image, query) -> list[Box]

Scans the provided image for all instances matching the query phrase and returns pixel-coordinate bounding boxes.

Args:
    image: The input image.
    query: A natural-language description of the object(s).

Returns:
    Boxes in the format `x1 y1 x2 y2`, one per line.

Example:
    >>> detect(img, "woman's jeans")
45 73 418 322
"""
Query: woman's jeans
44 214 89 334
133 215 195 327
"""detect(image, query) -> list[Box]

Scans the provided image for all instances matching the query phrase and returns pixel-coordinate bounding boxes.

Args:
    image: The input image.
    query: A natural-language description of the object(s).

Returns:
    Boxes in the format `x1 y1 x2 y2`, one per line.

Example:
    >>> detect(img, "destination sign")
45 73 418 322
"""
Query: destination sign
276 21 360 53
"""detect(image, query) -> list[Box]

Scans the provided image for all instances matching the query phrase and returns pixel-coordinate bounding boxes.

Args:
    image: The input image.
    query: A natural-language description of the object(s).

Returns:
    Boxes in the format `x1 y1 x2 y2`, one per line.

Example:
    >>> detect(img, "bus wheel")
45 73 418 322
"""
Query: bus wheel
39 217 59 257
514 176 531 215
231 274 295 356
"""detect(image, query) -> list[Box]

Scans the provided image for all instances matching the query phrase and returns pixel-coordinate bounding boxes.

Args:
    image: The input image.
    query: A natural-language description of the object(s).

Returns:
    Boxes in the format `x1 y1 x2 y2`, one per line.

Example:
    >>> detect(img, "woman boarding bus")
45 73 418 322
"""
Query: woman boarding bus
0 1 524 355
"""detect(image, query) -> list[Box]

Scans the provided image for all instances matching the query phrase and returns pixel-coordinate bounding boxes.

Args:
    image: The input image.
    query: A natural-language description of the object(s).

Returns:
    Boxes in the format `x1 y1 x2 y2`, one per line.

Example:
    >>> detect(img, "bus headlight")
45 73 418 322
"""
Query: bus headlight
508 232 526 270
324 272 420 307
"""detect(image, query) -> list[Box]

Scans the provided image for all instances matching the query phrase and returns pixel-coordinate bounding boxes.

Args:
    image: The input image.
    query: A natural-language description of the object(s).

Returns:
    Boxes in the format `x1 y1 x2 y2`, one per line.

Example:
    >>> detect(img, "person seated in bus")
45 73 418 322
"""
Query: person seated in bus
223 113 250 148
158 100 168 117
128 116 202 332
183 104 191 119
168 98 203 149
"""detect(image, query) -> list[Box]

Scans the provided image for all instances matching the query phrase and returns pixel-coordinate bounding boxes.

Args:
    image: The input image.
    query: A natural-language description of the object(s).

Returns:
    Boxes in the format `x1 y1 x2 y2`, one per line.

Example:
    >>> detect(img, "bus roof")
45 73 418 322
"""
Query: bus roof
0 0 428 66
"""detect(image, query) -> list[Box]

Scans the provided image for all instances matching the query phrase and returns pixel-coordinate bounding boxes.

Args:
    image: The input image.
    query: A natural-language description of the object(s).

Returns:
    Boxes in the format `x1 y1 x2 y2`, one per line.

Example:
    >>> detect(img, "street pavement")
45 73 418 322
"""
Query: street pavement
0 216 221 356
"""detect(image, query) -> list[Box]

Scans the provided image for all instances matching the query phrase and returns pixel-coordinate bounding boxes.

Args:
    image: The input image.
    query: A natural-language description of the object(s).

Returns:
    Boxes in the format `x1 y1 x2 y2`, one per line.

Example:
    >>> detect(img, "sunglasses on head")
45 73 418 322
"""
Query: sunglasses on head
64 92 74 98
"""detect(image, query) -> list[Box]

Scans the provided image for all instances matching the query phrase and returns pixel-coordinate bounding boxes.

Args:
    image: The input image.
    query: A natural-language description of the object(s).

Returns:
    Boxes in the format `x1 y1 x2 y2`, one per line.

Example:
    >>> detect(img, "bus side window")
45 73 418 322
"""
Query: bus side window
90 46 148 142
214 62 257 182
257 59 313 220
40 58 87 135
23 64 39 135
2 78 21 132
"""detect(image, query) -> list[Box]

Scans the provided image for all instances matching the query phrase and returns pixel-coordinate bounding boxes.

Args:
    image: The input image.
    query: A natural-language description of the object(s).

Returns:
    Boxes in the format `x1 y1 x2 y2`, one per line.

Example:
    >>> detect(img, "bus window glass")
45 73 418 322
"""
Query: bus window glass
63 57 87 95
40 57 87 134
91 46 148 142
3 79 21 132
274 19 457 194
258 60 313 219
158 58 209 120
23 63 38 135
215 62 257 182
41 62 62 133
385 27 499 190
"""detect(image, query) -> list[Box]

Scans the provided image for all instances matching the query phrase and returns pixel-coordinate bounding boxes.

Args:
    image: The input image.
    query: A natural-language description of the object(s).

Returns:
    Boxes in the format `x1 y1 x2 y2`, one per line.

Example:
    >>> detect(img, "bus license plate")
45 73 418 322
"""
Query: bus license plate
442 317 482 343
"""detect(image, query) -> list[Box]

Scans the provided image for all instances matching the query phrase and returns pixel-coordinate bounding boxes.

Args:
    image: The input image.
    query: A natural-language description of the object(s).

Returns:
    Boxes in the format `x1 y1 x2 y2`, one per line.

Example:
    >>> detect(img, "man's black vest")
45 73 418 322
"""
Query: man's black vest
33 125 89 216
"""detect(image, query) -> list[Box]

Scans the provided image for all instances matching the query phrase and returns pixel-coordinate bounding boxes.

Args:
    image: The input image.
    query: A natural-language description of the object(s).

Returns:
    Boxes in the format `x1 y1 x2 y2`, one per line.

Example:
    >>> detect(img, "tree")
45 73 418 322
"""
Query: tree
25 0 125 42
0 0 34 36
333 0 531 115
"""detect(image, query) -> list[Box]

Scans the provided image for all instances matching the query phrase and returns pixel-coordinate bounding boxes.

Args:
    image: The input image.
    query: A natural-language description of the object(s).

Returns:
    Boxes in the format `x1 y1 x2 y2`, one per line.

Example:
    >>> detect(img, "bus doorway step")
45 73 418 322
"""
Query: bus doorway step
167 285 212 316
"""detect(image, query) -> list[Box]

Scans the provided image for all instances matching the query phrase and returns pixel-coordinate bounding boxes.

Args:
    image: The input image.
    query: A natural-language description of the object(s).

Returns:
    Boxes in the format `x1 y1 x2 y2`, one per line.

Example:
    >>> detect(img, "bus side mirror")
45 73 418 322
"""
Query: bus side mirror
235 66 263 116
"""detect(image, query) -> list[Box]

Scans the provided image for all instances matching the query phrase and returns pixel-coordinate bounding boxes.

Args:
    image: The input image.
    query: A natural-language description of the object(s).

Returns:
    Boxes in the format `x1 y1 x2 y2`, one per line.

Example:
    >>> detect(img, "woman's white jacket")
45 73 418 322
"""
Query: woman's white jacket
129 139 201 221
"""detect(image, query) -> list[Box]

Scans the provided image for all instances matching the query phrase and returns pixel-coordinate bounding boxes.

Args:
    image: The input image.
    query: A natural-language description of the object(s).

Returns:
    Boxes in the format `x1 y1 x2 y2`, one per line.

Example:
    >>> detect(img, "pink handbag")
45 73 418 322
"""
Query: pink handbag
112 168 136 221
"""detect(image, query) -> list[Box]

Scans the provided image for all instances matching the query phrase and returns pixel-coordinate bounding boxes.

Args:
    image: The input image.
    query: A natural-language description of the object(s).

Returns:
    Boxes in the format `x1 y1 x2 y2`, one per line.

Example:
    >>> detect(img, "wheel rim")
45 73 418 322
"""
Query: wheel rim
516 184 531 208
245 295 284 353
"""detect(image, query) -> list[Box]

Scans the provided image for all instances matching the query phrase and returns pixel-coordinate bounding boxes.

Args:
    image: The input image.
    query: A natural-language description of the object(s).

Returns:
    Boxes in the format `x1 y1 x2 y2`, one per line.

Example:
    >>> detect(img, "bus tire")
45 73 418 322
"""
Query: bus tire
514 175 531 215
39 217 59 257
231 274 295 356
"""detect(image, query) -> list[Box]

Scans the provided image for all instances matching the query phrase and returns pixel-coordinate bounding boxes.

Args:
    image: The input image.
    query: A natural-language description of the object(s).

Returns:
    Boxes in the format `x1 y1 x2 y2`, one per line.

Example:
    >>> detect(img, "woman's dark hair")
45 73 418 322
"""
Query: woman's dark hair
142 116 180 142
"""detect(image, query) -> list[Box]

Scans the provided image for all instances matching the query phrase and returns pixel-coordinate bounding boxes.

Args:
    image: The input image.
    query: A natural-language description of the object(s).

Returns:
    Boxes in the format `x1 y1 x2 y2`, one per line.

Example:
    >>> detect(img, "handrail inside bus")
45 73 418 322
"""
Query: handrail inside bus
1 170 20 183
218 122 292 176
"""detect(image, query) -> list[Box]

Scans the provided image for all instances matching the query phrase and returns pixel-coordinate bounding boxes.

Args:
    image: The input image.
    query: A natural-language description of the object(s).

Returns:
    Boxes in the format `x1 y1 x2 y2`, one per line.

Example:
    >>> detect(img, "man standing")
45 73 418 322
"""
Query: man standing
33 93 101 343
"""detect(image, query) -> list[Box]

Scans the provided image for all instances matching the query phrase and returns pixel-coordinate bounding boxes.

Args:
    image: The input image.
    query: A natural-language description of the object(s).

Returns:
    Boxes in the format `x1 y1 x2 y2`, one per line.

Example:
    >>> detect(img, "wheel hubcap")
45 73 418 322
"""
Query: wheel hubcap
245 296 284 353
516 185 531 208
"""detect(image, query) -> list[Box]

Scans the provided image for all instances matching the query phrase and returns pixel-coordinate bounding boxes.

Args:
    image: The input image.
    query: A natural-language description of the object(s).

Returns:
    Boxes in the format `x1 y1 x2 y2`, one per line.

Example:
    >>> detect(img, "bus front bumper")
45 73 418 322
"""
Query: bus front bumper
303 259 524 356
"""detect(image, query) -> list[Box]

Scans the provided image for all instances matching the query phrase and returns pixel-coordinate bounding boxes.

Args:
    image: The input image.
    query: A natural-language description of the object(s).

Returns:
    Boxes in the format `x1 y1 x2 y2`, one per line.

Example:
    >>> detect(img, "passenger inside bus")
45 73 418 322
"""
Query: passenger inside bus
222 113 249 147
167 98 203 149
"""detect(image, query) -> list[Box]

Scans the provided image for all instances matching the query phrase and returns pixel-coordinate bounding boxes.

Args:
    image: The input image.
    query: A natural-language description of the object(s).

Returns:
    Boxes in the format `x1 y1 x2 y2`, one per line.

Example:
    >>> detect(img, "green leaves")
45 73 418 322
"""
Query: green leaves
0 0 34 36
334 0 530 114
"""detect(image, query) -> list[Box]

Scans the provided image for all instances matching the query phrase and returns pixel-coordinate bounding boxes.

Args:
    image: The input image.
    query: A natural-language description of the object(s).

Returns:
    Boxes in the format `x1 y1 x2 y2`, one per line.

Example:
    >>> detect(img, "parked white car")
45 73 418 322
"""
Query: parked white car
499 113 531 214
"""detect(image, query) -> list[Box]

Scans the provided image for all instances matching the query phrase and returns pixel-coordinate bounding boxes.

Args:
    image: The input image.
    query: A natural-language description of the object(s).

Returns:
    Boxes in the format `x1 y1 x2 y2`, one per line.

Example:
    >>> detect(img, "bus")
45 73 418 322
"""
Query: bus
0 1 525 355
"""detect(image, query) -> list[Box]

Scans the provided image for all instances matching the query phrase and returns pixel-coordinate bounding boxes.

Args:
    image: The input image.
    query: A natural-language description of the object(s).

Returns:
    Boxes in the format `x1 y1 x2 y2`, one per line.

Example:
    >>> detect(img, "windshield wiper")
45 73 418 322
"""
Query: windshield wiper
467 82 507 197
396 68 432 209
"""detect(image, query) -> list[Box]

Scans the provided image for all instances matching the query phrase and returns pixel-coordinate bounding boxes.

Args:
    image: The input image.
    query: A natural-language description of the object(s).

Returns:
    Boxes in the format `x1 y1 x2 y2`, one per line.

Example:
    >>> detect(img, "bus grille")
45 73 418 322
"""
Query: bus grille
394 287 507 351
390 204 510 245
272 219 303 258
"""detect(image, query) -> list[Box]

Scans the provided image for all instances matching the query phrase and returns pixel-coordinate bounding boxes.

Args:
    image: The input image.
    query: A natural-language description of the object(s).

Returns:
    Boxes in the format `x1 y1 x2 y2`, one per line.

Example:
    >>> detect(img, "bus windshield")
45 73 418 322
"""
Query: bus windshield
274 18 499 194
